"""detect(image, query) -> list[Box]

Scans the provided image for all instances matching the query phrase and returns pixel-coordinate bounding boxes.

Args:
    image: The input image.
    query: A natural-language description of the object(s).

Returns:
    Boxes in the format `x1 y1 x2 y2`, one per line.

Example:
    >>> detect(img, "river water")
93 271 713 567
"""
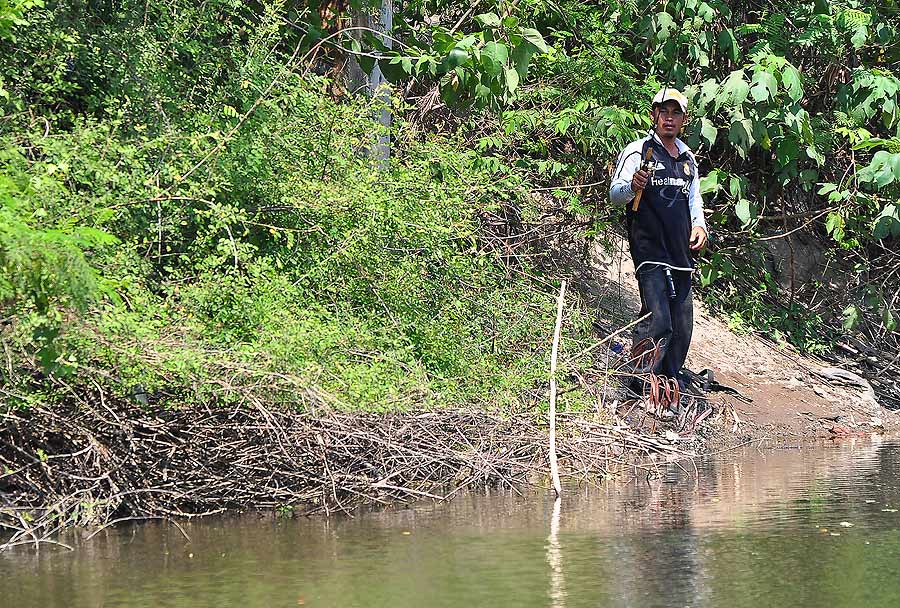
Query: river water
3 438 900 608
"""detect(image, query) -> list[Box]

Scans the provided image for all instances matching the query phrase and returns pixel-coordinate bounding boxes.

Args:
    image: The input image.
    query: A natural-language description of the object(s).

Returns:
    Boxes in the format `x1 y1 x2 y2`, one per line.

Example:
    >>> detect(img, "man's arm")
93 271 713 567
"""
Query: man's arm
687 153 708 250
609 142 644 205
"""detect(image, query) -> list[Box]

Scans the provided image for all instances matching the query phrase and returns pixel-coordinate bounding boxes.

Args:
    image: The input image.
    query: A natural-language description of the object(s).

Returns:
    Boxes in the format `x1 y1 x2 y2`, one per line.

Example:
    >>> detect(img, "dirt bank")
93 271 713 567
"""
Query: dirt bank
586 235 899 445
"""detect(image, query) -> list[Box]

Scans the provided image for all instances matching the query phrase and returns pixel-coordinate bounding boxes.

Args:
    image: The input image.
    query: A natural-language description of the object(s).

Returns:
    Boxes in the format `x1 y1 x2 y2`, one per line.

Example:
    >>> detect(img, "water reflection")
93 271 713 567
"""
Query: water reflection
1 439 899 608
546 497 565 607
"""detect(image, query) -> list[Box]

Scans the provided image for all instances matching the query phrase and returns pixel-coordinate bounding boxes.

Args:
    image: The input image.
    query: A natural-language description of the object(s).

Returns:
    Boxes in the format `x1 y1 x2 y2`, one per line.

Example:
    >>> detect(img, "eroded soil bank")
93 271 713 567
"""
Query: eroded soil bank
589 237 899 444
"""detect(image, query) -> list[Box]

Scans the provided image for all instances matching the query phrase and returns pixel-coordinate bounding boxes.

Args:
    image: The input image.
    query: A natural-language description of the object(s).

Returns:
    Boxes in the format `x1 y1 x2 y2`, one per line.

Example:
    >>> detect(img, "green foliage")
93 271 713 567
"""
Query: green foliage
0 0 595 411
0 0 43 99
0 145 117 315
2 0 899 409
0 0 42 39
351 7 551 108
655 0 900 348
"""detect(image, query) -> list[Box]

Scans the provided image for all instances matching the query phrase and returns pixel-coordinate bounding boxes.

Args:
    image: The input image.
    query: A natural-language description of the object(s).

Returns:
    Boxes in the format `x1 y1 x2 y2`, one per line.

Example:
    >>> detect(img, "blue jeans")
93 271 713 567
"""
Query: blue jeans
631 265 694 383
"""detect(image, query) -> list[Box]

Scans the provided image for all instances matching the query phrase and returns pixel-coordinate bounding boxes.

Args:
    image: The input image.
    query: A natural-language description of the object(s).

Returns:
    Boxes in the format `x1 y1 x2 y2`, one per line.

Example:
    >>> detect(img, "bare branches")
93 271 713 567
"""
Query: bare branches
0 389 694 551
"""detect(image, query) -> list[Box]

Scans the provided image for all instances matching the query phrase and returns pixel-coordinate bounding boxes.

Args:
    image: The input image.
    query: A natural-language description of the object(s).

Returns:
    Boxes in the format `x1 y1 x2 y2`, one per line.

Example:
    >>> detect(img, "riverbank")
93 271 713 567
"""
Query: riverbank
3 240 897 552
2 370 893 553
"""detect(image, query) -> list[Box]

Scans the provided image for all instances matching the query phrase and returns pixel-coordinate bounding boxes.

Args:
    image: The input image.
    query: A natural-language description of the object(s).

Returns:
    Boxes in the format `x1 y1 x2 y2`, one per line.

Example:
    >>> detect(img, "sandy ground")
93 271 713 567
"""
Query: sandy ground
583 236 899 445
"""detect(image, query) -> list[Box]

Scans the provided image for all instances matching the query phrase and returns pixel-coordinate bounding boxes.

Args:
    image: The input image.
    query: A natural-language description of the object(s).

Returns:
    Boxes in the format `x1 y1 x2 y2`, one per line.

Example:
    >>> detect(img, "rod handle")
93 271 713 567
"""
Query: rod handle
631 148 655 212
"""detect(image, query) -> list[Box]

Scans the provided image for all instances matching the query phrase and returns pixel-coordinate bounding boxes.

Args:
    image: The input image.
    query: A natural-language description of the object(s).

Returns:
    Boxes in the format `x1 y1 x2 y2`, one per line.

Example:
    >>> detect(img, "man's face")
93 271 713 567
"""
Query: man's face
651 100 686 138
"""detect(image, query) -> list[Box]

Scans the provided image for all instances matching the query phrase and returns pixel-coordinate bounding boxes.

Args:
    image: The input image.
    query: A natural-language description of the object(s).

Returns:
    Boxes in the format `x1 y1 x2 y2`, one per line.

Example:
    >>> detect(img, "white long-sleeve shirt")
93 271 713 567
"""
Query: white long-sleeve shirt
610 133 707 233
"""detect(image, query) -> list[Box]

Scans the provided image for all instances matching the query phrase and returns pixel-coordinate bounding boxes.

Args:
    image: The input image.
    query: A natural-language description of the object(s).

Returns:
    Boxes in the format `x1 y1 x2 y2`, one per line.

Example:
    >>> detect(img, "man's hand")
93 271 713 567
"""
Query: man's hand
689 226 708 251
631 169 649 193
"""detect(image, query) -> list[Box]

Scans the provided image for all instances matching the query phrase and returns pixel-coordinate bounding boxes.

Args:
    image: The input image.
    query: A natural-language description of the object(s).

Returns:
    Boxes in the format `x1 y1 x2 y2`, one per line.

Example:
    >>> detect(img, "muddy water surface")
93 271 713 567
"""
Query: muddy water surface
3 439 900 608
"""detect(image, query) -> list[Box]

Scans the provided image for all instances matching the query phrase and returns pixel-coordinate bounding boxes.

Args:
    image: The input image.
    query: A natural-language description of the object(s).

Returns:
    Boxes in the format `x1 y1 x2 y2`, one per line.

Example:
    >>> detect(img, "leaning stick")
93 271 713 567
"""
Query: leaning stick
549 279 566 497
565 312 651 364
632 147 654 211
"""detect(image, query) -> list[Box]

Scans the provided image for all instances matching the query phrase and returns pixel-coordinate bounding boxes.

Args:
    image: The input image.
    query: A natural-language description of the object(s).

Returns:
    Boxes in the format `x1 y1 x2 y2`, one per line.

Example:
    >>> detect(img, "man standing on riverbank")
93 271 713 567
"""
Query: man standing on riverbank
609 88 707 399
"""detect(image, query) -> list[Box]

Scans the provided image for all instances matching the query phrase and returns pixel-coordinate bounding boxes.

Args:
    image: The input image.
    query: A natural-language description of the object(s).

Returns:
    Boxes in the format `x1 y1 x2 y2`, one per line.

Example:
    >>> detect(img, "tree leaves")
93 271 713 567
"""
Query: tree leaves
781 64 803 101
700 117 717 147
475 12 502 28
481 41 508 76
521 28 549 53
728 116 754 157
699 168 726 195
858 151 900 187
842 305 861 331
655 12 675 41
735 198 753 225
872 204 900 240
750 70 778 102
440 48 469 72
503 67 519 94
511 43 535 79
722 70 749 105
776 137 800 168
718 28 739 62
366 15 551 109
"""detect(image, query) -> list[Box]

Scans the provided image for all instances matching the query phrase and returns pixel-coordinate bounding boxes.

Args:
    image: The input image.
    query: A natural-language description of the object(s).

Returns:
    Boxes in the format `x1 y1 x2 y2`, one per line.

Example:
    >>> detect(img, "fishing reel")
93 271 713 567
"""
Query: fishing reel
640 153 656 178
631 148 656 212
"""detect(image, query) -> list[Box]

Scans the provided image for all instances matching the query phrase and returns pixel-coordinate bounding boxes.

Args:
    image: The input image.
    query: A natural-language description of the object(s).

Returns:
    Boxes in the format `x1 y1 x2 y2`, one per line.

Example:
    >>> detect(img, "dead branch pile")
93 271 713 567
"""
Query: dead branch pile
0 395 691 551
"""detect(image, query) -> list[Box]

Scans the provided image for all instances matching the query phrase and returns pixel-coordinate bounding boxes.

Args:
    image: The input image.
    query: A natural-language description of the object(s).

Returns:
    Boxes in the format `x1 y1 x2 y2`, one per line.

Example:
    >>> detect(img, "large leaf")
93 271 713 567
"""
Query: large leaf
481 41 509 76
699 168 726 195
656 12 675 41
872 216 895 239
718 28 739 61
475 12 502 28
700 118 717 147
729 175 748 200
728 117 754 156
521 28 549 53
439 48 469 73
723 70 749 105
750 70 777 102
697 2 716 23
825 212 845 241
377 58 408 83
700 78 719 104
455 35 478 50
503 67 519 94
358 54 376 75
775 137 800 168
860 150 899 186
872 204 900 239
850 25 867 49
735 198 753 225
781 65 803 101
805 145 824 166
512 42 536 78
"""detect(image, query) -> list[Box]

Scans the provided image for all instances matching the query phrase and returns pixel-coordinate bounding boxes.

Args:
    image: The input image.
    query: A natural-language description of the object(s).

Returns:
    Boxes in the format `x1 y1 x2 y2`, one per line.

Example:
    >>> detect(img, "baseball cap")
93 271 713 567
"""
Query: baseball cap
652 88 688 112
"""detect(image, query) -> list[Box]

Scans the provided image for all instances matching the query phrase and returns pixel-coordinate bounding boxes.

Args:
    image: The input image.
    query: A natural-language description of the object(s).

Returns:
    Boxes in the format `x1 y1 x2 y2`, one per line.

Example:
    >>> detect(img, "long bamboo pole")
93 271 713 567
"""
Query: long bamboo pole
549 280 566 496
